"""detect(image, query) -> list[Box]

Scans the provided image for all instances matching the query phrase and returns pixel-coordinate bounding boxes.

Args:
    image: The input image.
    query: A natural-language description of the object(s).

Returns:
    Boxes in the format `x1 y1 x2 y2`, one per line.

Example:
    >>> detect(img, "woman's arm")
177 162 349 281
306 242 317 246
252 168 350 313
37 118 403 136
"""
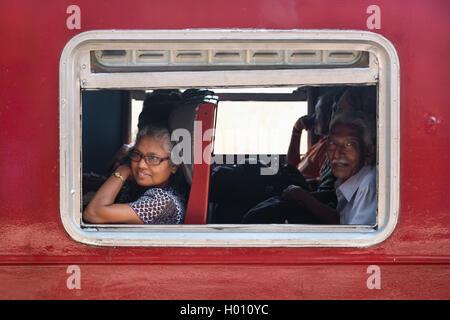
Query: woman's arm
281 185 340 224
83 165 143 224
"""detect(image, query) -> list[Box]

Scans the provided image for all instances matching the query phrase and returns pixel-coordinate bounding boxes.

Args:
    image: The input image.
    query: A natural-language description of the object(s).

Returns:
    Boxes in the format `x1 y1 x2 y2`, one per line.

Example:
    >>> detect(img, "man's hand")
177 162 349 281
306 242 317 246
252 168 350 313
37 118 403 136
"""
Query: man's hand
293 117 306 132
281 185 308 202
294 115 315 132
282 185 340 225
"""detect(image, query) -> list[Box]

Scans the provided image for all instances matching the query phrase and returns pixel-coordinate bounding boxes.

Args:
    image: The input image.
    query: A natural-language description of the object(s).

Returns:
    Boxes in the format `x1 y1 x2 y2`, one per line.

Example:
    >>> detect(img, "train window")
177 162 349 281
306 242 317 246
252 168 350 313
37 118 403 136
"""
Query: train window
60 30 399 247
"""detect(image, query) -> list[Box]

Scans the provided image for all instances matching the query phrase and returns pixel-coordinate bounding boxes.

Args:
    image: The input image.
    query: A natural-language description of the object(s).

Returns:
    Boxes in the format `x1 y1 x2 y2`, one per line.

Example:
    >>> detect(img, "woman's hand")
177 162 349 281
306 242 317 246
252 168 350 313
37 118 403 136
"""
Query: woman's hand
83 163 143 224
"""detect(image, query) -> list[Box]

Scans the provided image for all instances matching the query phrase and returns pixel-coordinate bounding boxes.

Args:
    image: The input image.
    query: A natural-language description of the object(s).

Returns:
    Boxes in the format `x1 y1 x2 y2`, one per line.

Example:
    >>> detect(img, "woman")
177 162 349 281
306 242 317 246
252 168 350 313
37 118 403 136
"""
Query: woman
83 125 186 224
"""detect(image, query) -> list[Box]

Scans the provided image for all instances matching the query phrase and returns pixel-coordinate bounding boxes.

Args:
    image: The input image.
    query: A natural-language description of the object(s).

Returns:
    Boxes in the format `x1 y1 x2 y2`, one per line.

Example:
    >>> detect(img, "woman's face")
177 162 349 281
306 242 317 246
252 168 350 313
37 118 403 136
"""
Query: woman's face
130 136 177 188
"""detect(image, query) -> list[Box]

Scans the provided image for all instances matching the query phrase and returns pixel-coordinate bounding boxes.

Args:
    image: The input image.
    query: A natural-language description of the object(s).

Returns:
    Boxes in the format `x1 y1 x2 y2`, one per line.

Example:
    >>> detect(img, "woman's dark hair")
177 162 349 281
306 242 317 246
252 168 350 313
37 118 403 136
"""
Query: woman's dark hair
138 89 181 129
168 168 190 206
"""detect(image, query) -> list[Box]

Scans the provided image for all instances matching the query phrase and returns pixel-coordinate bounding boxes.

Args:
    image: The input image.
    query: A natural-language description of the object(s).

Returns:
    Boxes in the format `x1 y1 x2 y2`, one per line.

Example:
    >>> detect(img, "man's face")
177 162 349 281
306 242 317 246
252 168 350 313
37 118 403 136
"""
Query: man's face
327 123 366 181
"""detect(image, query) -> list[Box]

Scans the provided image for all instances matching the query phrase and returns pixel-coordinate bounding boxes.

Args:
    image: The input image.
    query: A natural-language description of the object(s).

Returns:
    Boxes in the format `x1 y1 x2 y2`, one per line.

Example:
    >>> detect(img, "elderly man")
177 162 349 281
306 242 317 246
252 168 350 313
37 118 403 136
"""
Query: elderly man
243 110 376 225
282 111 376 225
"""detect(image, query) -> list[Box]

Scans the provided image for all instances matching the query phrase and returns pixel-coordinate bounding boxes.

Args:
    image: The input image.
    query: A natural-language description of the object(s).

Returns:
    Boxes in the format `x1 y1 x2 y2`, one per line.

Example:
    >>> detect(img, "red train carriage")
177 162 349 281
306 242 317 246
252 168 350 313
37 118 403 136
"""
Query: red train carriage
0 0 449 300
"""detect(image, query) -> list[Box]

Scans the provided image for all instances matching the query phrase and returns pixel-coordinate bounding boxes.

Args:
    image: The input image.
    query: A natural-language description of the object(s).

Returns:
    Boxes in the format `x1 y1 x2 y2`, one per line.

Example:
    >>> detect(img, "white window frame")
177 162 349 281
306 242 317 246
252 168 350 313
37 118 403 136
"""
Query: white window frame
59 29 399 247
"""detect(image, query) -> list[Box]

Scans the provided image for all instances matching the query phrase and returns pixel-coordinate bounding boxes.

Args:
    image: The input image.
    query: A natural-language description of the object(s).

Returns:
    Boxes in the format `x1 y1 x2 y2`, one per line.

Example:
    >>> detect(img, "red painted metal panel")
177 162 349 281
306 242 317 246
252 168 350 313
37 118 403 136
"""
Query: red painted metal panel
0 0 449 299
1 264 449 300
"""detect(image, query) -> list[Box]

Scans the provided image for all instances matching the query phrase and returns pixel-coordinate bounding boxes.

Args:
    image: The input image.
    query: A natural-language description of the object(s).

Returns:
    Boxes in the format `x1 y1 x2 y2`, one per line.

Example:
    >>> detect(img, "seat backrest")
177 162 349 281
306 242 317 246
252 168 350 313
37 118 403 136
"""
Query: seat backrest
168 90 218 185
168 103 198 184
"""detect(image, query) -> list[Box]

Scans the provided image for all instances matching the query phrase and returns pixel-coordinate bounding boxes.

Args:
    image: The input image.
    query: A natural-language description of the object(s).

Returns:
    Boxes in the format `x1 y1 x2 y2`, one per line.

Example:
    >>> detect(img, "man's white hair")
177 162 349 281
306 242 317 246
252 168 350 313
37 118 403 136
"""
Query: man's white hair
329 111 376 150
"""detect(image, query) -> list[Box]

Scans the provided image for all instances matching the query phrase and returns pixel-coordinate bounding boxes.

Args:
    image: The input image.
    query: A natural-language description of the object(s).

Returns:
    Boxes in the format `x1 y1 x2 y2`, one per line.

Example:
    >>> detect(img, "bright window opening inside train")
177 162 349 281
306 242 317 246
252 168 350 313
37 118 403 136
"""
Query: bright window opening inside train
81 85 377 226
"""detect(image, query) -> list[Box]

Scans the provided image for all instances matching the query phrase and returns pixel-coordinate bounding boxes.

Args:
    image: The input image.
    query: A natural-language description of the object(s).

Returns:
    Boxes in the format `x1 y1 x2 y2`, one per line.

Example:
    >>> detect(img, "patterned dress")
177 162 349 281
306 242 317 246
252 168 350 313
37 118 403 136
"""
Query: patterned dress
128 187 185 224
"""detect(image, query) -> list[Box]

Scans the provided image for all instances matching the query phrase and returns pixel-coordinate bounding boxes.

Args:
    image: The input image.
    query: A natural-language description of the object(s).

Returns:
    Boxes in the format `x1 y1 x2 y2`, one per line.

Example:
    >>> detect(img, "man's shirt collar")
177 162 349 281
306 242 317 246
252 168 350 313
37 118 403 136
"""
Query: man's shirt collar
335 165 373 202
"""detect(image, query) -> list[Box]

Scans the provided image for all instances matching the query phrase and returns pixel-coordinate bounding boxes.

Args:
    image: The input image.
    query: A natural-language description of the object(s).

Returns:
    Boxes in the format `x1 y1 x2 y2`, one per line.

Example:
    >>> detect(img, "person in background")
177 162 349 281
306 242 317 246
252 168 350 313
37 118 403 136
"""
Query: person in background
286 91 335 183
332 86 376 121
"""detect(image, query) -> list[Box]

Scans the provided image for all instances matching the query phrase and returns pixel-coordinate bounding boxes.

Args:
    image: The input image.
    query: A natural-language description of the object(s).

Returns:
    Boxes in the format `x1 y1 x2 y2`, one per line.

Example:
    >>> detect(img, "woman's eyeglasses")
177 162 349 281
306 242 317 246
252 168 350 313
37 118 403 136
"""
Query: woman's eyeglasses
129 150 169 166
